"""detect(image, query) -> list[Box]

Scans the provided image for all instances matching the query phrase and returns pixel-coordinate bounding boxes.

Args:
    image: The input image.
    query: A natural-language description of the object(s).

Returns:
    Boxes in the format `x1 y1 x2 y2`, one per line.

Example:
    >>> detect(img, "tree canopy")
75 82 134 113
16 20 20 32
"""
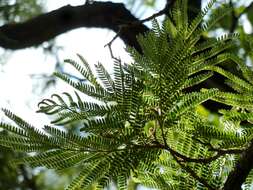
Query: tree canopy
1 0 253 190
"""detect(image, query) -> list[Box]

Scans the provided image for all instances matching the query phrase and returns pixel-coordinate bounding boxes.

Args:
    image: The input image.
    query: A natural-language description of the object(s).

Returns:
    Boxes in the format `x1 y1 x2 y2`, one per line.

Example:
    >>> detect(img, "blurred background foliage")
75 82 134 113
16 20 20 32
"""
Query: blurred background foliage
0 0 253 190
0 0 45 24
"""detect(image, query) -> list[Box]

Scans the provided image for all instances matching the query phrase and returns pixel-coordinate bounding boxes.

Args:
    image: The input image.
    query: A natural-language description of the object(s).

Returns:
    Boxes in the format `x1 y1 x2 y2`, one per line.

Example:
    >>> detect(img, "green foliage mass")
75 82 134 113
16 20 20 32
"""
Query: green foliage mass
1 0 253 189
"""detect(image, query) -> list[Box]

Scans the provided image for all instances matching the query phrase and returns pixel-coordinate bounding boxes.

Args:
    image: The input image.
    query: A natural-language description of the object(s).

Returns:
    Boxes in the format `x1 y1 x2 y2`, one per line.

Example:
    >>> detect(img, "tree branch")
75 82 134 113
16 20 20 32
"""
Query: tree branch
0 1 149 52
171 152 216 190
223 140 253 190
0 0 201 52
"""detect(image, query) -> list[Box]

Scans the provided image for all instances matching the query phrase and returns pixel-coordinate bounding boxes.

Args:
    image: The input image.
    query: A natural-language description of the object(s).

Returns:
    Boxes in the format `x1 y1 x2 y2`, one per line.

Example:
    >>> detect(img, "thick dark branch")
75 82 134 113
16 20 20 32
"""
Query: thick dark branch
0 1 149 52
223 140 253 190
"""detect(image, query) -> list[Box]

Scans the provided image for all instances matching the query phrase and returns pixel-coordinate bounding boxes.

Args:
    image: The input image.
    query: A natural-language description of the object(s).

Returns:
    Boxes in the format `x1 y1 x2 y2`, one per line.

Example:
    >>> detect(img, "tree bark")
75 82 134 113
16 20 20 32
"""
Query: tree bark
223 140 253 190
0 1 149 52
0 0 202 53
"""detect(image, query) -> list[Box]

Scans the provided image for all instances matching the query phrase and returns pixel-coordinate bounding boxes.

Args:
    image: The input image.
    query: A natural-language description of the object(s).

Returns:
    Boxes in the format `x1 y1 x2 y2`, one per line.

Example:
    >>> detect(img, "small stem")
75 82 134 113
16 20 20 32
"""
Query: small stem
171 152 216 190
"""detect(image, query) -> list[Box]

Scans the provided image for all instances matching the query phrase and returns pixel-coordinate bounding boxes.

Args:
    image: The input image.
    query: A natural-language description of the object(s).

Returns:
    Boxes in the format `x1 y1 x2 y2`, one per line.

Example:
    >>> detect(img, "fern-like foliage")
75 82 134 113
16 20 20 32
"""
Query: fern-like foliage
1 0 253 189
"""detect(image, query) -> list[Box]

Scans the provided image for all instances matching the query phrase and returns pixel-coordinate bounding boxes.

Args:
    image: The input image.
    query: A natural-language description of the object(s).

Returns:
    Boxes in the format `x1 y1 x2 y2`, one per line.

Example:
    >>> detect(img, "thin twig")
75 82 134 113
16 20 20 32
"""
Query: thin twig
104 6 169 59
163 142 243 164
171 152 216 190
104 27 122 60
164 145 219 164
104 25 126 62
139 8 167 24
